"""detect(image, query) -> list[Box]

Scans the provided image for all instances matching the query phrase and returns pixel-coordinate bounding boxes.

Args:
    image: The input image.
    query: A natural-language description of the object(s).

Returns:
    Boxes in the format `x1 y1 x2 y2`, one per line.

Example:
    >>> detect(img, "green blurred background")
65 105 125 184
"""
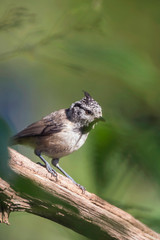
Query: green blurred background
1 0 160 239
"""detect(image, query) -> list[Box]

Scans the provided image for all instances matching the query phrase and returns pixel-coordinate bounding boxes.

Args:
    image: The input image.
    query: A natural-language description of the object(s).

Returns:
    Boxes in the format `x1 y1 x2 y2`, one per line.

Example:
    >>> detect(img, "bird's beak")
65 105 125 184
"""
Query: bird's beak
95 116 105 122
99 116 105 122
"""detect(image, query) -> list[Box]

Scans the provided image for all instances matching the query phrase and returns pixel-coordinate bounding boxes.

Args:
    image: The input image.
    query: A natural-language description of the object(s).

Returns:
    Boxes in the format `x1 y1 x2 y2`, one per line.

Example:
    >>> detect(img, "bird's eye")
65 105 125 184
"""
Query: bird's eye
85 109 92 115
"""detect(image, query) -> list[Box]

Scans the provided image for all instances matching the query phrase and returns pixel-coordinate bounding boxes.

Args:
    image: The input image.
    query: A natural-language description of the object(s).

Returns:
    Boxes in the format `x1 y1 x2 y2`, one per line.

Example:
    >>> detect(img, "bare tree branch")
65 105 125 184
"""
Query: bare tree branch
0 148 159 240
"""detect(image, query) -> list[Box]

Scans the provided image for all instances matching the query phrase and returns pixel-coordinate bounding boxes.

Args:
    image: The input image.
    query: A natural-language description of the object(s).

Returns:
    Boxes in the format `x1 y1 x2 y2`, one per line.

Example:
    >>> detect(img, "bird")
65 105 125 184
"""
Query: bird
11 91 104 191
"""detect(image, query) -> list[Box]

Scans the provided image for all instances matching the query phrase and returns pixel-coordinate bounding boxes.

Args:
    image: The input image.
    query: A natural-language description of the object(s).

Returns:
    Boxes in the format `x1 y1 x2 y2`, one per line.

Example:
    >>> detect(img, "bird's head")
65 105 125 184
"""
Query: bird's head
68 91 104 128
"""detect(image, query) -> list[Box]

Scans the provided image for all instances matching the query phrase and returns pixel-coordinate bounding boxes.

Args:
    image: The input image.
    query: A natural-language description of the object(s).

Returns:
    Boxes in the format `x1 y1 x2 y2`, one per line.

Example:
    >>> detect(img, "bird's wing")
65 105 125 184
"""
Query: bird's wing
13 111 65 139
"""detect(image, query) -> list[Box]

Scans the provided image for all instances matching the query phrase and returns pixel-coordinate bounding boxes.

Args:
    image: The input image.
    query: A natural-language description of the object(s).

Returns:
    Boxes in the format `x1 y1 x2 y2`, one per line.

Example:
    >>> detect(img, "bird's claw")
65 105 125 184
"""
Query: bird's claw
37 162 45 167
46 164 57 177
37 161 57 178
76 183 86 193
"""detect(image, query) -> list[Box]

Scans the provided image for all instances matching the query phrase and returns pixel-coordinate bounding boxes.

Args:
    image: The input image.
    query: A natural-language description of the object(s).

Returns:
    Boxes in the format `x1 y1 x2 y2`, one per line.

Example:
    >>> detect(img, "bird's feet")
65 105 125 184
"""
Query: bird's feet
37 161 57 178
76 183 86 193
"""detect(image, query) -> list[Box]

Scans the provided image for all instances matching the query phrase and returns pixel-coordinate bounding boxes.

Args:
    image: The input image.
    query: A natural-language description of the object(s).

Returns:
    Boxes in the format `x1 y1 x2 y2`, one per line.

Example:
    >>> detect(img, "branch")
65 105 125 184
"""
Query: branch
0 148 159 240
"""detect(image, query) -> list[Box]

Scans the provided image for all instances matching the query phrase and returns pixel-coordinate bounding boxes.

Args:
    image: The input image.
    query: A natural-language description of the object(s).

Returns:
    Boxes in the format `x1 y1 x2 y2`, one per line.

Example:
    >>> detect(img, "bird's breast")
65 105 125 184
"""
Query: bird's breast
37 127 89 158
57 128 89 152
71 131 89 151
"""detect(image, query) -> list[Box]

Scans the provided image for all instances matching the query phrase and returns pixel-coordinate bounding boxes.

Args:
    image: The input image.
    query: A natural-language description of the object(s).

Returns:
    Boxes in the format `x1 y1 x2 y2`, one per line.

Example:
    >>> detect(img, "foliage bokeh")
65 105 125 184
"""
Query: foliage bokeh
0 0 160 239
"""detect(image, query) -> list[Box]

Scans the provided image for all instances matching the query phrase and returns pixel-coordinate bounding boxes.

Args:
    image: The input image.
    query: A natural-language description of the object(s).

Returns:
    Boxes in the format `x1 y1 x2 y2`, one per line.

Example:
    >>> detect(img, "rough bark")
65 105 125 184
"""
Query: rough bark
0 148 159 240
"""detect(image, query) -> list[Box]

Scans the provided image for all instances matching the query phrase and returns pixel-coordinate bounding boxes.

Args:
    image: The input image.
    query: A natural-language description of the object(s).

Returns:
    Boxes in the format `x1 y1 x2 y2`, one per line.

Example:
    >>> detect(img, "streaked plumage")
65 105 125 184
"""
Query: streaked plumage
12 91 104 191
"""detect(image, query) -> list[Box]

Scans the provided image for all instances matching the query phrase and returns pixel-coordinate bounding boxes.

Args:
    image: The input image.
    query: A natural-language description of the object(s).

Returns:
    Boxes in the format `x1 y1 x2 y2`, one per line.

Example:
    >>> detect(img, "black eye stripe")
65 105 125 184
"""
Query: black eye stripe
74 103 93 115
74 103 83 108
